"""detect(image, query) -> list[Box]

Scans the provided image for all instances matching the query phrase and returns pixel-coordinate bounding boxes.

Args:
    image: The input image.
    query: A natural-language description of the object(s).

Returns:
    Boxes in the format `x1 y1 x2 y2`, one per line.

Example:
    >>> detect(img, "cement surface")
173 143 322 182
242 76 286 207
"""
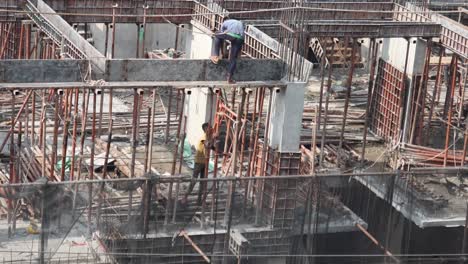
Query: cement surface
0 59 285 84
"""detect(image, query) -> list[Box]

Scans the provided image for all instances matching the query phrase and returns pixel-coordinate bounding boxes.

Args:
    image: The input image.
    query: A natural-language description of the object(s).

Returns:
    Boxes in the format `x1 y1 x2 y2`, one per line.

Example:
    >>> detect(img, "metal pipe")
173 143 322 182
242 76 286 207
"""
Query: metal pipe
128 89 140 220
88 90 97 235
104 23 109 57
41 90 47 179
0 91 33 153
32 90 36 146
361 39 377 164
168 91 185 224
255 88 273 225
319 38 335 166
8 91 15 237
174 25 180 51
141 5 149 58
136 23 140 58
0 23 12 59
17 23 24 59
410 39 432 144
356 223 400 263
111 4 117 59
401 38 414 143
243 89 258 217
444 55 458 167
60 94 70 182
147 89 157 171
311 105 318 172
172 115 187 223
427 46 444 140
317 44 327 128
211 93 221 220
338 38 357 153
102 120 113 179
51 90 59 180
165 89 173 144
143 107 151 174
70 89 79 181
224 89 245 226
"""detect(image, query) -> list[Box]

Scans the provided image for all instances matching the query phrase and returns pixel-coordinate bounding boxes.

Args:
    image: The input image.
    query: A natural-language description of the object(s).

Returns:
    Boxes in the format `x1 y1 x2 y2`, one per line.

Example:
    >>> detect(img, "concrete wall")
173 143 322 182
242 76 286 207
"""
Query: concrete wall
90 23 189 58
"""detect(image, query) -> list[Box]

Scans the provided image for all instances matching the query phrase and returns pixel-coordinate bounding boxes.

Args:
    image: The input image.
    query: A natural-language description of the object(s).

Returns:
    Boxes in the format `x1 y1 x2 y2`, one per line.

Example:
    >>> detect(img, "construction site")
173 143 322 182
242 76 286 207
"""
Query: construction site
0 0 467 263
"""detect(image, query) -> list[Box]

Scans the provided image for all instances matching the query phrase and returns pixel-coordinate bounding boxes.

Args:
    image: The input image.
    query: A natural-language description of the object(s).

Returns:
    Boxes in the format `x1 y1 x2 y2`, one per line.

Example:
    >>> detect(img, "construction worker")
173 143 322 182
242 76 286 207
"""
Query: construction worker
181 122 213 205
210 17 245 84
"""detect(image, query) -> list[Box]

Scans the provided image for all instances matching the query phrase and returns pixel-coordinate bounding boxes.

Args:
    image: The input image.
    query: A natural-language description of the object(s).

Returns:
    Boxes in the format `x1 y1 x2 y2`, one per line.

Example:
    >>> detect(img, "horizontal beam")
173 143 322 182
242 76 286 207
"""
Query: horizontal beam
0 59 285 83
255 21 441 38
226 1 395 21
43 0 194 24
0 81 286 89
5 1 397 24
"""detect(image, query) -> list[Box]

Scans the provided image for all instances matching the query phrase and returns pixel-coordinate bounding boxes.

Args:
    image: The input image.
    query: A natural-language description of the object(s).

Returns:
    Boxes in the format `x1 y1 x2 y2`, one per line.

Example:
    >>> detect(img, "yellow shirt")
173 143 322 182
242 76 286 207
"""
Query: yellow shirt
194 133 207 164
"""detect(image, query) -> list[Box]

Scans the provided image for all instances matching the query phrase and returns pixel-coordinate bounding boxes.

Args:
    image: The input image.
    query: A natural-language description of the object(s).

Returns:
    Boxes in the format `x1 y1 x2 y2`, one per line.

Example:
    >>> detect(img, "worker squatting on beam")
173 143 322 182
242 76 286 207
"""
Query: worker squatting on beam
210 17 245 84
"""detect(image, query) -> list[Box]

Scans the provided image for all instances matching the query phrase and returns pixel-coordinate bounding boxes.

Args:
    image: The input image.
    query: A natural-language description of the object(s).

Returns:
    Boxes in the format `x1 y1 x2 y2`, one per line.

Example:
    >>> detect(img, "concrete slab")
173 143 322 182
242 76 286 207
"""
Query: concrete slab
354 173 467 228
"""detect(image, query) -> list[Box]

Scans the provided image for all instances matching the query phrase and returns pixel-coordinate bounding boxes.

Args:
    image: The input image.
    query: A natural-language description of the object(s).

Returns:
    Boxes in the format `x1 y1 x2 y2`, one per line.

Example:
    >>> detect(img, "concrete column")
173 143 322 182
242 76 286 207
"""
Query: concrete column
187 21 213 59
268 82 306 152
186 88 216 146
380 37 427 143
381 37 426 77
185 21 216 146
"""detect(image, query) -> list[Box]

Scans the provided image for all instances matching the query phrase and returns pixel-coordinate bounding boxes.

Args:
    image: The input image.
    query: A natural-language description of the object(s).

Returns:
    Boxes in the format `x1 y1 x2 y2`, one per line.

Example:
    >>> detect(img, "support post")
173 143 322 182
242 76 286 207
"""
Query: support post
444 56 458 167
361 39 377 164
338 38 357 152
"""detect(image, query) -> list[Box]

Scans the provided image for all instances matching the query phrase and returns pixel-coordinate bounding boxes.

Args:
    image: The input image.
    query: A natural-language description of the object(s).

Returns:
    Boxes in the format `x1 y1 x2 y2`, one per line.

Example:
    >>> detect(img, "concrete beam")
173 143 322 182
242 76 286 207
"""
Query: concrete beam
228 2 395 21
0 60 89 83
255 21 441 38
3 1 396 23
0 59 285 83
0 81 287 90
42 0 194 24
105 59 285 82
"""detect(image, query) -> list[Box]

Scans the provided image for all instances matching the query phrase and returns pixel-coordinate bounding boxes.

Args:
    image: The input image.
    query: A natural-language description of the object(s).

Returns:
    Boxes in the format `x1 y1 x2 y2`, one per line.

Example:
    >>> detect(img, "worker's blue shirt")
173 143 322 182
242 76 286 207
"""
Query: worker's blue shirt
221 19 245 39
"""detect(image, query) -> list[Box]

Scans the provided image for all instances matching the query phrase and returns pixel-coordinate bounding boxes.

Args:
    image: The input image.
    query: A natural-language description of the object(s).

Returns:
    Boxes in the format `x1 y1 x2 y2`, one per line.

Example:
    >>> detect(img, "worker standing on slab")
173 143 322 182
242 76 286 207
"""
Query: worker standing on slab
182 122 213 205
210 17 245 84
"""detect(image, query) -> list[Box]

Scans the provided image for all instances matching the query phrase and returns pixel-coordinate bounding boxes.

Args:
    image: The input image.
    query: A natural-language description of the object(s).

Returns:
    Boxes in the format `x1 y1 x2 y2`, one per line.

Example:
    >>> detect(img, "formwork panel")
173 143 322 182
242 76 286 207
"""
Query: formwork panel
370 58 405 142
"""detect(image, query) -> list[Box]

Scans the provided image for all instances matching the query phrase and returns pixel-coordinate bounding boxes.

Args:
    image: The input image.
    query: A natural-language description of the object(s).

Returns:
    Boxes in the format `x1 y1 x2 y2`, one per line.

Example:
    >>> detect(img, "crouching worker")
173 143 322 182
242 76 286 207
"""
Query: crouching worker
210 17 245 84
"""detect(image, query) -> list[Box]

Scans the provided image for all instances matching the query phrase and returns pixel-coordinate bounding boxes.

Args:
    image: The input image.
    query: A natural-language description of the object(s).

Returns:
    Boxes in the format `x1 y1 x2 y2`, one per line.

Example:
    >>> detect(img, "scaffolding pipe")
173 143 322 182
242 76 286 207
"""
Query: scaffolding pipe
319 39 336 166
361 39 377 164
444 56 458 167
338 38 357 152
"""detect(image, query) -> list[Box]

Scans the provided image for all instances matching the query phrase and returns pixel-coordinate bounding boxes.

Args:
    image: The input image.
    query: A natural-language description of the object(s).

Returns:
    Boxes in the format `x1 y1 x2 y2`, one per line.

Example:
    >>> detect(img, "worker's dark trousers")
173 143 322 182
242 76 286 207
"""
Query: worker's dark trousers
212 33 244 77
186 163 206 204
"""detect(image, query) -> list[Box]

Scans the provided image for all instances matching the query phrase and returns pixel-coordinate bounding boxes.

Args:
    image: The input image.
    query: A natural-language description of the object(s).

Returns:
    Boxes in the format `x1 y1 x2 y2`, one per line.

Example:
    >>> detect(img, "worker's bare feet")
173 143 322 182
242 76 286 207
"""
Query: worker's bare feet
210 56 219 64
